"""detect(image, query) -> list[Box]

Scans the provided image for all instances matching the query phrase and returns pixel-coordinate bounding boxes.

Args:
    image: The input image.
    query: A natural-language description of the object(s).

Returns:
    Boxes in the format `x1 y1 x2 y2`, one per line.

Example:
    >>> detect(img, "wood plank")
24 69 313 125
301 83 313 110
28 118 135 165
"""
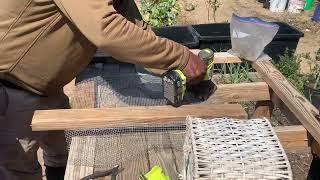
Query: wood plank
146 131 181 179
64 136 96 180
275 125 308 150
190 50 242 64
208 82 270 104
252 60 320 144
169 131 185 177
252 100 273 119
117 133 149 180
71 81 96 109
31 104 248 131
64 78 76 99
91 135 122 180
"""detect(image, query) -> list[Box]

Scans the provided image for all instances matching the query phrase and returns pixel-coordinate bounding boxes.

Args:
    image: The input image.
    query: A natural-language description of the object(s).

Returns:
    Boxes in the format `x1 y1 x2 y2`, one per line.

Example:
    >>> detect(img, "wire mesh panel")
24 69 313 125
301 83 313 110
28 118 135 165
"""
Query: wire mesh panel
184 117 293 180
64 62 187 179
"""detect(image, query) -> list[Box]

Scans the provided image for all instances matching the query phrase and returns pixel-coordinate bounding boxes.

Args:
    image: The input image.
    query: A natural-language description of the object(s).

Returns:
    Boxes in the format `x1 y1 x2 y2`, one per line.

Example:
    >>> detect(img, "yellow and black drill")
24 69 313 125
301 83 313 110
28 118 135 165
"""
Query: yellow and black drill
162 49 215 107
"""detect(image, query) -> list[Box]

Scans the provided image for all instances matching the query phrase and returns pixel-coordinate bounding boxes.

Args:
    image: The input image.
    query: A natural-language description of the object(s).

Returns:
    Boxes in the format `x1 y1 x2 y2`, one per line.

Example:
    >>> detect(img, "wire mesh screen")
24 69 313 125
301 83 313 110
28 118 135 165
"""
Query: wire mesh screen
65 62 188 179
184 117 293 180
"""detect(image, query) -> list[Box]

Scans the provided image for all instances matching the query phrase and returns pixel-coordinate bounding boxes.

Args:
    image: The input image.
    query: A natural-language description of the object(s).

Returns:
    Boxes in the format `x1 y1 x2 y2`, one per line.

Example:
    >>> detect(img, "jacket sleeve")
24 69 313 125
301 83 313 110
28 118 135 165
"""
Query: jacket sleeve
53 0 190 75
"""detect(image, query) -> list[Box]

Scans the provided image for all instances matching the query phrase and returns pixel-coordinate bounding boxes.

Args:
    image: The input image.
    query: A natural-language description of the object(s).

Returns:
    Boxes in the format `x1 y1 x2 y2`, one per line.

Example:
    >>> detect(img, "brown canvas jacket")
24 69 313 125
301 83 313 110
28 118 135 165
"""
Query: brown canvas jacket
0 0 189 95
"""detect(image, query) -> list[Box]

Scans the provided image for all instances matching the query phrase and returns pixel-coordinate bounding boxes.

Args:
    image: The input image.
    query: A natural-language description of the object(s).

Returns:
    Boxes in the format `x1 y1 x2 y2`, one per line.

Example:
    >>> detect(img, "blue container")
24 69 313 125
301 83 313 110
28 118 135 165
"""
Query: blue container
312 2 320 23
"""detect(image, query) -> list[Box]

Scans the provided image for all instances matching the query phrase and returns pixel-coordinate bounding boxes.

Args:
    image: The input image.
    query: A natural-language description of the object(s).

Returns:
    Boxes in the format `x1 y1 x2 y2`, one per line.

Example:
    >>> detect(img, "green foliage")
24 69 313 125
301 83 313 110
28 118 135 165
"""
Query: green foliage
140 0 181 27
273 50 305 93
303 48 320 90
219 62 252 84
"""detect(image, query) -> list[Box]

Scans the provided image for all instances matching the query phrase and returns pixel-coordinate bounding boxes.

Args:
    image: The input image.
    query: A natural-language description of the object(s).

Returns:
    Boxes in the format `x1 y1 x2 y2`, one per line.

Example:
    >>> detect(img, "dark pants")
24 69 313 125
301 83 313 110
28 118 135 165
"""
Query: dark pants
0 83 69 180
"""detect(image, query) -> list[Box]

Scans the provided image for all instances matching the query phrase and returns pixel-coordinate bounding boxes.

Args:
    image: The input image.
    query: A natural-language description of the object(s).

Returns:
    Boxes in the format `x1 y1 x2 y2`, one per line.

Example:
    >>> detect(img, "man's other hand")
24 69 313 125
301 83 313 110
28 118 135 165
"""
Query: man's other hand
182 51 207 86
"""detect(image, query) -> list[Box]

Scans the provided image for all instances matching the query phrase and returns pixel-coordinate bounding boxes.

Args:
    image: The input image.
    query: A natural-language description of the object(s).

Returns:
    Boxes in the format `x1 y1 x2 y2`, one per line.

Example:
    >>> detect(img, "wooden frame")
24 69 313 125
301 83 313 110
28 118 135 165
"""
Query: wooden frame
33 52 319 146
33 51 319 179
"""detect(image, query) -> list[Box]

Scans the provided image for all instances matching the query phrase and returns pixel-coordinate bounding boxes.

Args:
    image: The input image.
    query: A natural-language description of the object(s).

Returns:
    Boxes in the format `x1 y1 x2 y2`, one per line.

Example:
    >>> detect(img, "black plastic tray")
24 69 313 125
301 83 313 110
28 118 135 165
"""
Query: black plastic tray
152 26 199 49
191 22 304 60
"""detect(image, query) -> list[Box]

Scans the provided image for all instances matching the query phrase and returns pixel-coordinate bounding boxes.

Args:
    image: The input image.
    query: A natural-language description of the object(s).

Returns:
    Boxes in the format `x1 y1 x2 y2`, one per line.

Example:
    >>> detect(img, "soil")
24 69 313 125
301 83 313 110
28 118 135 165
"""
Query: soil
286 149 313 180
176 0 320 73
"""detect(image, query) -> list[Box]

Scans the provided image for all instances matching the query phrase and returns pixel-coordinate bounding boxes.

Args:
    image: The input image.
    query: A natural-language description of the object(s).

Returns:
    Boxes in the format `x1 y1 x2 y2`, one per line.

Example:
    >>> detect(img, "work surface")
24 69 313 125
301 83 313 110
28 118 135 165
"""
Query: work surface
39 51 318 179
66 128 186 180
63 104 248 180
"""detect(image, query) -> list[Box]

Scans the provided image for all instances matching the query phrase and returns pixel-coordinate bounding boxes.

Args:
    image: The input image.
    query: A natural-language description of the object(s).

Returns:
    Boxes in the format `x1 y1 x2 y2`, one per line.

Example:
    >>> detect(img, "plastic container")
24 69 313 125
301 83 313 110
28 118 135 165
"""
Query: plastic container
191 22 304 60
270 0 288 12
312 2 320 22
192 23 231 52
304 0 314 10
152 26 199 49
287 0 304 13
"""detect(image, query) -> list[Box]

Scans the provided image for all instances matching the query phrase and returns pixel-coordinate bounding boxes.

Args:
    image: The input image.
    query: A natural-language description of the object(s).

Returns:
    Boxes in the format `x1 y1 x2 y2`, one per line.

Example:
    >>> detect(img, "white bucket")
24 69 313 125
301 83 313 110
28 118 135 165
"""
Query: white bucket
270 0 288 12
287 0 304 13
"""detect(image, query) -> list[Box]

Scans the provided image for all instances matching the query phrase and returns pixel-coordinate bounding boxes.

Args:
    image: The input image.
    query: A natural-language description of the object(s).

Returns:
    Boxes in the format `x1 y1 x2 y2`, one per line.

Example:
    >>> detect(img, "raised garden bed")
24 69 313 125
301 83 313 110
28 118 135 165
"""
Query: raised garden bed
35 51 319 180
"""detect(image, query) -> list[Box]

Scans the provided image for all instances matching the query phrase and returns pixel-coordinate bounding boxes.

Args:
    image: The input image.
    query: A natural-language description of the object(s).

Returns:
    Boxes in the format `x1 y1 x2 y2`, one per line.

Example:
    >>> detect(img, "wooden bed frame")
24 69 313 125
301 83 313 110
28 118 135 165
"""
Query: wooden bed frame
31 51 320 179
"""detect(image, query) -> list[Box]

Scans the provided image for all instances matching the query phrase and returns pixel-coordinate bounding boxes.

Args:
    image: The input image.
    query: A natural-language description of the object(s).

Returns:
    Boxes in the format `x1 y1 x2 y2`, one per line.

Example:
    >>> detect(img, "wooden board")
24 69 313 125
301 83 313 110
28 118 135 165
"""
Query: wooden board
190 50 242 64
117 133 149 180
63 78 76 99
252 60 320 144
275 125 308 150
31 104 248 131
64 136 96 180
252 100 273 119
146 132 180 179
168 131 185 177
209 82 270 104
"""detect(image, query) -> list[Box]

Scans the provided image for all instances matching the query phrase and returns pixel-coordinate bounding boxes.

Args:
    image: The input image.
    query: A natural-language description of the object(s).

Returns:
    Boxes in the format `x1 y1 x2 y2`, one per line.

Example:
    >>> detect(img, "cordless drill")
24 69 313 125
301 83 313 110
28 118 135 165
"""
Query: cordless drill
162 49 215 107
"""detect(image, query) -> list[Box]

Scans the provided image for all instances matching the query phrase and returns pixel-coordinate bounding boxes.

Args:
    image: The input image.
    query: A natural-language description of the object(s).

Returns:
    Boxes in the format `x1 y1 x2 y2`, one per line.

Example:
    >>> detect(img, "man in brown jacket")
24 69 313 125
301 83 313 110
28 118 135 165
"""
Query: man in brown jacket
0 0 206 180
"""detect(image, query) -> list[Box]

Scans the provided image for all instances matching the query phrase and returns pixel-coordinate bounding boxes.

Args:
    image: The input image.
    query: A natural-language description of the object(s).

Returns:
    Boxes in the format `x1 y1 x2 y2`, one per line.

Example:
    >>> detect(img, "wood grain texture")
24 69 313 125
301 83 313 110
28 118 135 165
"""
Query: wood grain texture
252 100 273 119
72 82 96 109
146 132 179 179
64 136 96 180
252 60 320 143
169 131 185 177
275 125 308 150
117 133 149 180
190 50 242 64
63 78 76 99
31 104 248 131
65 125 307 179
208 82 270 104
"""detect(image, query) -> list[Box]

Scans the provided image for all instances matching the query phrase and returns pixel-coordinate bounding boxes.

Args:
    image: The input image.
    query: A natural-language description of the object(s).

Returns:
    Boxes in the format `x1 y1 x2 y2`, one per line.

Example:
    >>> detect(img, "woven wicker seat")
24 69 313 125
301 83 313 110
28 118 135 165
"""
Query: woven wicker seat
184 117 292 180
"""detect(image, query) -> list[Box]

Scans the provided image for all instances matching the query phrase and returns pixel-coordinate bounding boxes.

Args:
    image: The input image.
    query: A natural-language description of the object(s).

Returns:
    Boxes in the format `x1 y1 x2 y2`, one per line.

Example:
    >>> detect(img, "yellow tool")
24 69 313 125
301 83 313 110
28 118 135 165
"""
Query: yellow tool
162 48 215 107
139 166 170 180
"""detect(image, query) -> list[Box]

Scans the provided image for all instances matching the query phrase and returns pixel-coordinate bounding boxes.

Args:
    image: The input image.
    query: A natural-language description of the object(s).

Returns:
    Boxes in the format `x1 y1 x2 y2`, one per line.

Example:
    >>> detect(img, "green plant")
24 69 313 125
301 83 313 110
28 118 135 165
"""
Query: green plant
273 50 305 93
304 48 320 90
219 62 252 84
207 0 221 22
140 0 181 27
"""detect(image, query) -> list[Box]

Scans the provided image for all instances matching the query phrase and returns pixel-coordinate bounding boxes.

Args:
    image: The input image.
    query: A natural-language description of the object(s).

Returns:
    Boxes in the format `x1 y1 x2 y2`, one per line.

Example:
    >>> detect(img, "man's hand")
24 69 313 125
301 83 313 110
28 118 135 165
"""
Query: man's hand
182 51 207 86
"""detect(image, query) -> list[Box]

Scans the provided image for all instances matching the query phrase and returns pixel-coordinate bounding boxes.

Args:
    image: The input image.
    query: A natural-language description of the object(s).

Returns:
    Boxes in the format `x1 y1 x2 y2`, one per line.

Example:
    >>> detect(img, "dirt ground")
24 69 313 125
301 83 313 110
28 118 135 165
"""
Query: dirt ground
175 0 320 73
